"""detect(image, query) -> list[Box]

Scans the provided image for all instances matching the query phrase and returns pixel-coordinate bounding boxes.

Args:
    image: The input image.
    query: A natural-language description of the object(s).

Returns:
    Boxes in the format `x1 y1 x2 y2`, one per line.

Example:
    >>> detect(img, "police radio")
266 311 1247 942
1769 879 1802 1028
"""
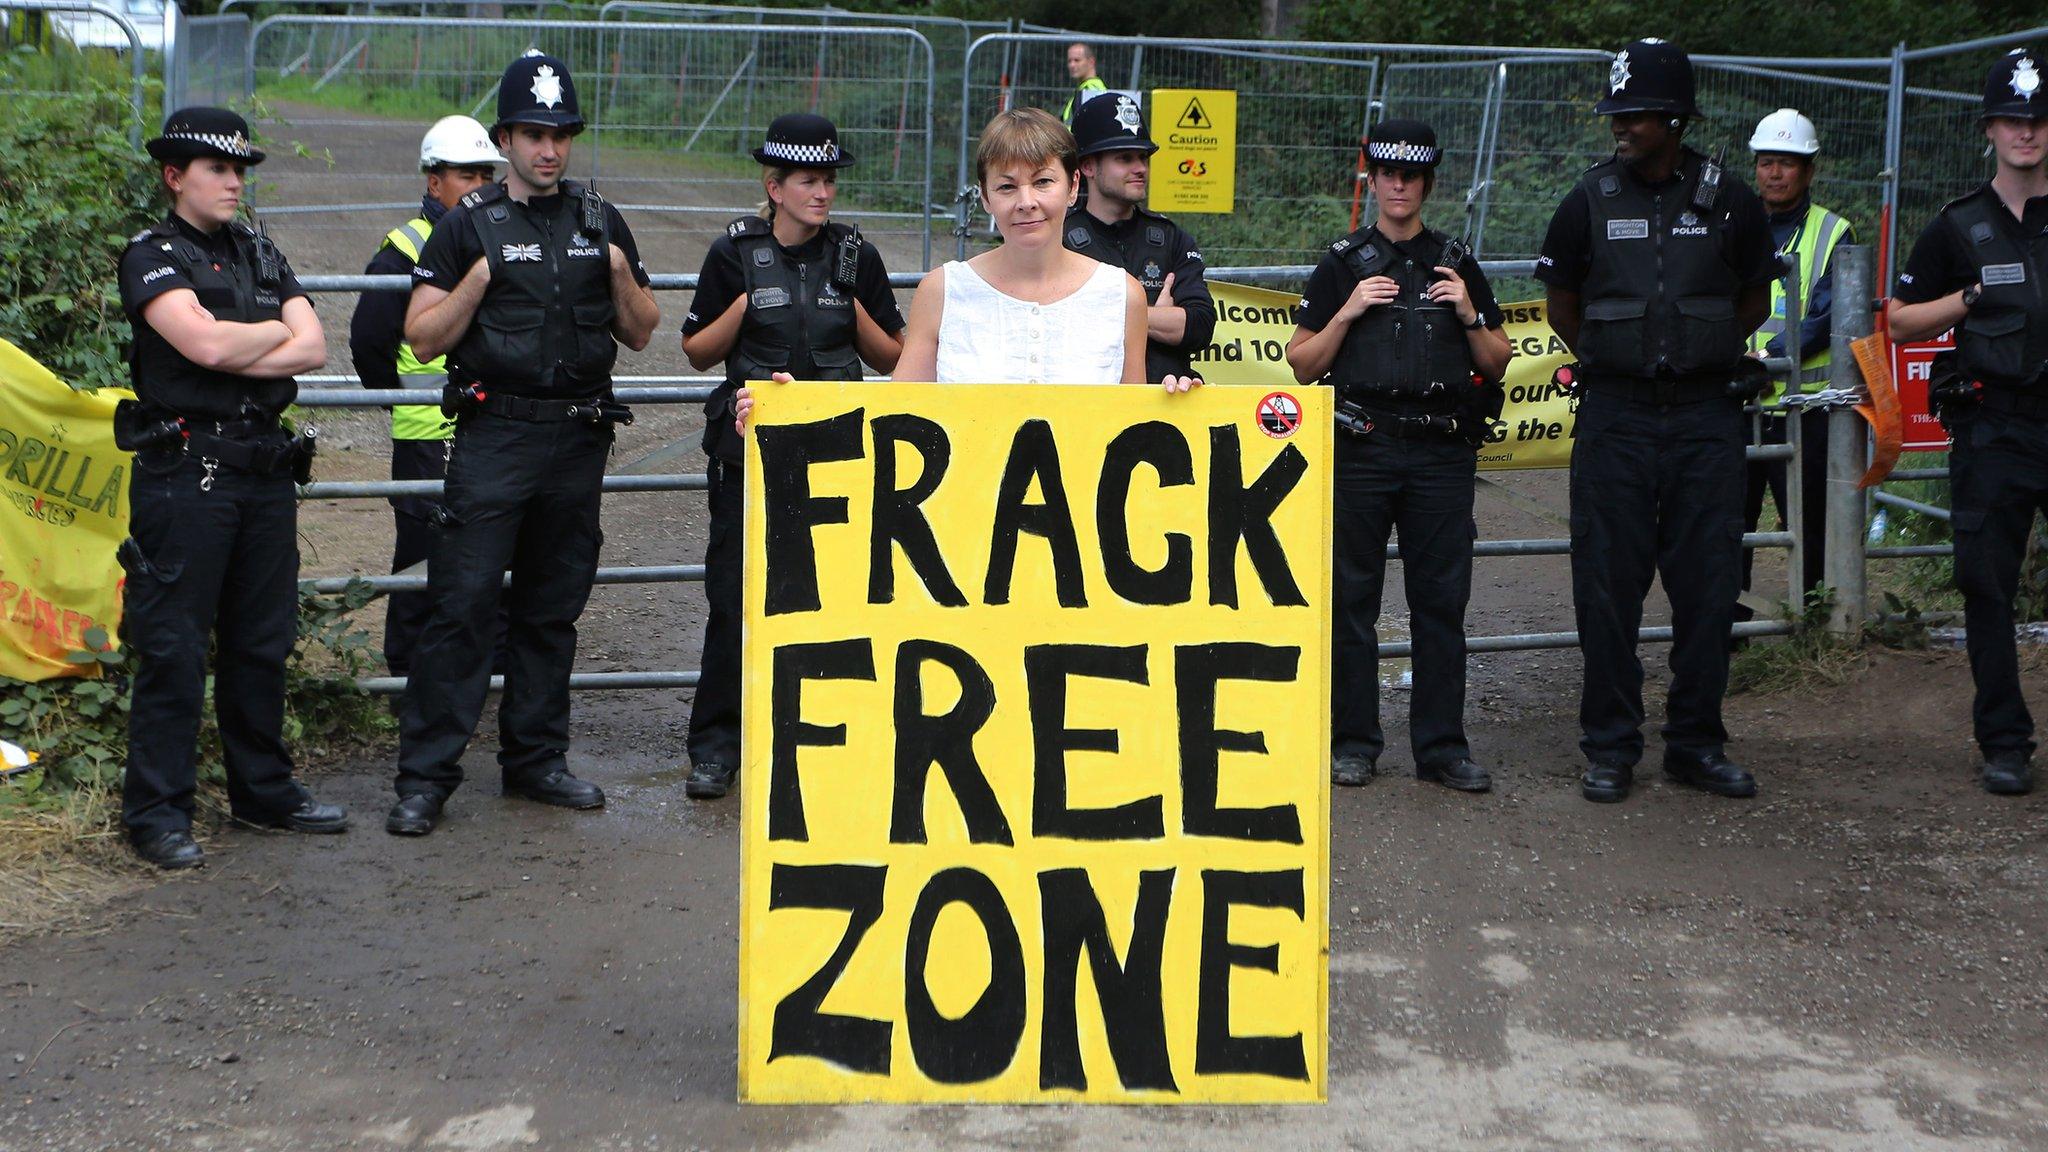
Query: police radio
1437 234 1470 272
1692 149 1725 215
250 223 284 288
833 227 862 291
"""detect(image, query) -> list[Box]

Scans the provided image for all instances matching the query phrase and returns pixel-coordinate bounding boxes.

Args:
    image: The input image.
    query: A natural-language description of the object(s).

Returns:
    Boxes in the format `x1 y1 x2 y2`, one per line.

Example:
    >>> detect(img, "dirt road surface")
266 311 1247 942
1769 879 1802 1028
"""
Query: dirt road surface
3 103 2044 1152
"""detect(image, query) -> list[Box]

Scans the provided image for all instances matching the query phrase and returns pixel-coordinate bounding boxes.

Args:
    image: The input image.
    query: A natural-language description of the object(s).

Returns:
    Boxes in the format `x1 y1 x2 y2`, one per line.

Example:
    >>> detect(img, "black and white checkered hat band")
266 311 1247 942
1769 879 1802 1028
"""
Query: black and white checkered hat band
1367 140 1437 165
761 140 841 164
161 130 255 158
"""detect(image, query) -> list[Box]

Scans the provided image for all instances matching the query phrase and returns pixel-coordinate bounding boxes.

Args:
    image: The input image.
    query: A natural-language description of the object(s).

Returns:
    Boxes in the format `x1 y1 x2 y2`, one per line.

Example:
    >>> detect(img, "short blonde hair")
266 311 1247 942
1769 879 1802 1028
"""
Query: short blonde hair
975 107 1077 189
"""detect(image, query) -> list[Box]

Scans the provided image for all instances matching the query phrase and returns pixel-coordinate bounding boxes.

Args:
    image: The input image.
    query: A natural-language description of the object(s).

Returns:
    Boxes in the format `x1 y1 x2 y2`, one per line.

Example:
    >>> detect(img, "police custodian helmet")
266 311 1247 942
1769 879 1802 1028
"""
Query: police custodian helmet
1363 118 1441 171
750 112 857 168
1982 47 2044 120
1595 38 1701 120
145 106 266 165
495 50 584 135
1071 92 1158 158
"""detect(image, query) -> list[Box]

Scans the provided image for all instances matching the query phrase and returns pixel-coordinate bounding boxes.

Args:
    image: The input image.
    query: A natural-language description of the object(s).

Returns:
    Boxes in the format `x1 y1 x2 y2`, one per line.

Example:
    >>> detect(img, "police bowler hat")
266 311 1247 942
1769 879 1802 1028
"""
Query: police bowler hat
1982 47 2045 120
495 51 584 135
751 113 857 169
1072 92 1157 158
1595 38 1701 119
1364 118 1441 171
146 106 266 166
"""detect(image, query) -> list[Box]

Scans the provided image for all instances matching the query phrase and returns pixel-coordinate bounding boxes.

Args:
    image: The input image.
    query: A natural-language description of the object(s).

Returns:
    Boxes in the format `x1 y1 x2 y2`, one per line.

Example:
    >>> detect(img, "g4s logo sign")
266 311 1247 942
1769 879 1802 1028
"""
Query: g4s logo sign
1177 159 1208 177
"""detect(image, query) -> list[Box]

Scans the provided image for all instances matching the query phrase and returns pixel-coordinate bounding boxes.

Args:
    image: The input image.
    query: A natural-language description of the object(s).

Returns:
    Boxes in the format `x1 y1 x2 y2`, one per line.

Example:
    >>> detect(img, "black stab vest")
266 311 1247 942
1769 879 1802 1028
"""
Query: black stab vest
450 181 617 397
1943 190 2048 390
1576 150 1745 381
705 217 864 462
1323 226 1474 407
126 218 295 420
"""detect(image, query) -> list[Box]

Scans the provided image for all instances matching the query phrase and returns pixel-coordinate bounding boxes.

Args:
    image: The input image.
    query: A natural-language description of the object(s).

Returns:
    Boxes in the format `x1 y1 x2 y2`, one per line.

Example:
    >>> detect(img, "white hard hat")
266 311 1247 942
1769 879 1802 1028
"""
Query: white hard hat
1749 108 1820 157
419 115 504 171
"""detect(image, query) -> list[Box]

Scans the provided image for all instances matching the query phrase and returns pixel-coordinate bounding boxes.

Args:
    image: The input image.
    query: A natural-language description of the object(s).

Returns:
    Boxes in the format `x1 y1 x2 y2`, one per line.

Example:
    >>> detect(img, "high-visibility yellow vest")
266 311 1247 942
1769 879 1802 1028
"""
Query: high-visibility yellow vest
1749 202 1853 401
382 218 455 441
1062 77 1108 125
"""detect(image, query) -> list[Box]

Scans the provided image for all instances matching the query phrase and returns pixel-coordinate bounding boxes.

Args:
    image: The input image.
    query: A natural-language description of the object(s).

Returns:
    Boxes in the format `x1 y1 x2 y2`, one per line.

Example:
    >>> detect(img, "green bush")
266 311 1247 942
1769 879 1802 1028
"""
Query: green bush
0 58 160 393
1 579 393 802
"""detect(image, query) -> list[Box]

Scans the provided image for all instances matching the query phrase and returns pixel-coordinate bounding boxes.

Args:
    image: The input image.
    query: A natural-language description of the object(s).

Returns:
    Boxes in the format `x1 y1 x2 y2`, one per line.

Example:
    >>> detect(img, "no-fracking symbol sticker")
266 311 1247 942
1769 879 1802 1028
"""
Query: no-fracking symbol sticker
1256 391 1302 438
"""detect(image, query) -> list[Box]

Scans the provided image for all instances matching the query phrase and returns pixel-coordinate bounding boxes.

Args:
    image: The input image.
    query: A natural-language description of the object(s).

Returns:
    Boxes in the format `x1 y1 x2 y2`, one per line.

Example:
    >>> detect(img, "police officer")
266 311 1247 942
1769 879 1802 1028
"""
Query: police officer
386 52 661 835
1536 39 1778 803
347 115 505 680
679 112 906 800
1064 92 1216 383
1889 47 2048 796
1060 42 1108 126
1286 119 1510 792
117 107 343 868
1738 108 1855 628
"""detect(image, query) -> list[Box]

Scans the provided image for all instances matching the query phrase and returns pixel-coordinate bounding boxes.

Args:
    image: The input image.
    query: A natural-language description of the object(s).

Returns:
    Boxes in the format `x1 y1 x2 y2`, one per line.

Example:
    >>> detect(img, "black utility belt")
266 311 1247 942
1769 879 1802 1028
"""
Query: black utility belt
1335 400 1468 442
480 392 611 422
442 383 634 427
1581 376 1734 406
1976 387 2048 419
186 428 300 475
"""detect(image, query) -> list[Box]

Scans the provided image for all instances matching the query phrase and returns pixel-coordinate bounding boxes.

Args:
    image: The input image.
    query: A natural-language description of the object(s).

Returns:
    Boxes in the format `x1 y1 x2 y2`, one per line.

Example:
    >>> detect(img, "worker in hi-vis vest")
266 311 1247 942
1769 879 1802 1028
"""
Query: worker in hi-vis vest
348 115 506 679
1738 108 1854 628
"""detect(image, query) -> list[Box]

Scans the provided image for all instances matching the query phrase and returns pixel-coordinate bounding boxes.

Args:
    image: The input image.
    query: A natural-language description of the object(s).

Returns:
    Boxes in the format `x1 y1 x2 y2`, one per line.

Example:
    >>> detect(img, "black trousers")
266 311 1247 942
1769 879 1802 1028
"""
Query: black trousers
1738 408 1828 617
1949 407 2048 760
393 413 610 799
1569 388 1748 767
1330 433 1477 768
120 448 305 840
385 437 507 676
686 455 742 769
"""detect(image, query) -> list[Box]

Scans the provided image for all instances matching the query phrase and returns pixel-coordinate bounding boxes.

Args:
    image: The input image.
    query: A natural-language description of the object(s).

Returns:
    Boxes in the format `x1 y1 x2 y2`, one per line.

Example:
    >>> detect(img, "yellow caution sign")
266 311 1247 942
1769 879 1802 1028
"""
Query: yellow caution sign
739 381 1331 1104
1149 89 1236 214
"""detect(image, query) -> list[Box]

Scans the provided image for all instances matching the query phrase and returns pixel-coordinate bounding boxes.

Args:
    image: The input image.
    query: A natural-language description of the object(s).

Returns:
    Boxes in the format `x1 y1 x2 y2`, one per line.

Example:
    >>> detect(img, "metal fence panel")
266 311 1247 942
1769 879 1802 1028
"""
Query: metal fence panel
959 33 1394 266
180 13 249 108
0 0 147 144
242 14 937 266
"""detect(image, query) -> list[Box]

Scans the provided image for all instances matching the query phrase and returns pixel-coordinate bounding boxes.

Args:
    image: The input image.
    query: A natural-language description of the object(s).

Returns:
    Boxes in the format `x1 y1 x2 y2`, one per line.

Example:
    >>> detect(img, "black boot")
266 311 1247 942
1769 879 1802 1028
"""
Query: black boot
1418 757 1492 793
686 761 738 800
133 829 204 869
1580 762 1633 803
385 793 445 836
1981 751 2034 796
504 768 605 810
1662 750 1757 798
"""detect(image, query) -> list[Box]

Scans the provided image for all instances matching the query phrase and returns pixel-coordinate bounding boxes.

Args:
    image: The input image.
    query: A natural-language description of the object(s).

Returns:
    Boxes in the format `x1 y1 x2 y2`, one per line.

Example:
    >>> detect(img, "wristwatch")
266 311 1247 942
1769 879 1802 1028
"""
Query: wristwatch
1464 314 1486 330
1962 283 1982 309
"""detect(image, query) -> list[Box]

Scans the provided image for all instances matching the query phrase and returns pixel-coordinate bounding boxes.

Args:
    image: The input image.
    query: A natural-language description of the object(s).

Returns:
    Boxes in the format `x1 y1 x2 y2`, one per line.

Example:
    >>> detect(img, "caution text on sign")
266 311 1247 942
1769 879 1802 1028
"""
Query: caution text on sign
739 382 1331 1104
1149 89 1237 214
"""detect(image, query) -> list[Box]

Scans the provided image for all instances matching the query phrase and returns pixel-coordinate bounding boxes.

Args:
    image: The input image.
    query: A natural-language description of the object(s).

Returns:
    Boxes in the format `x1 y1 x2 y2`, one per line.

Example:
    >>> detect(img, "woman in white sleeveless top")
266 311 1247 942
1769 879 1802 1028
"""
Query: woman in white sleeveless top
732 109 1196 432
896 107 1201 388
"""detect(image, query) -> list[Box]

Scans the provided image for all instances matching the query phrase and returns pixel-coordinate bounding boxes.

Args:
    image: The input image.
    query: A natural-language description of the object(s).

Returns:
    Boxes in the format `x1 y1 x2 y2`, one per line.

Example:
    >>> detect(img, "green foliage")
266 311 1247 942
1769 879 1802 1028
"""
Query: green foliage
285 577 392 747
1728 585 1866 694
0 55 160 393
0 579 393 804
1866 590 1932 649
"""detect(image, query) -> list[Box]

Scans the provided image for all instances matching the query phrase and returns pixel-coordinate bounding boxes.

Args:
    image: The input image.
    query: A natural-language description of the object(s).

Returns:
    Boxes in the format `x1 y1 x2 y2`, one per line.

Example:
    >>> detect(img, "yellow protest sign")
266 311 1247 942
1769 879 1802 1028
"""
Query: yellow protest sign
1192 282 1581 470
0 339 131 680
1149 89 1236 213
739 382 1331 1104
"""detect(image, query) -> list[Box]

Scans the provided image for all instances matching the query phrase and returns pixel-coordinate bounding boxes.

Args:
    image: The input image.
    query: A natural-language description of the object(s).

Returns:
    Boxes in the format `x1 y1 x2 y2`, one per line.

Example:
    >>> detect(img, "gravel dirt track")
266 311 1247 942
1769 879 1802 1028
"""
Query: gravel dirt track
1 102 2044 1152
